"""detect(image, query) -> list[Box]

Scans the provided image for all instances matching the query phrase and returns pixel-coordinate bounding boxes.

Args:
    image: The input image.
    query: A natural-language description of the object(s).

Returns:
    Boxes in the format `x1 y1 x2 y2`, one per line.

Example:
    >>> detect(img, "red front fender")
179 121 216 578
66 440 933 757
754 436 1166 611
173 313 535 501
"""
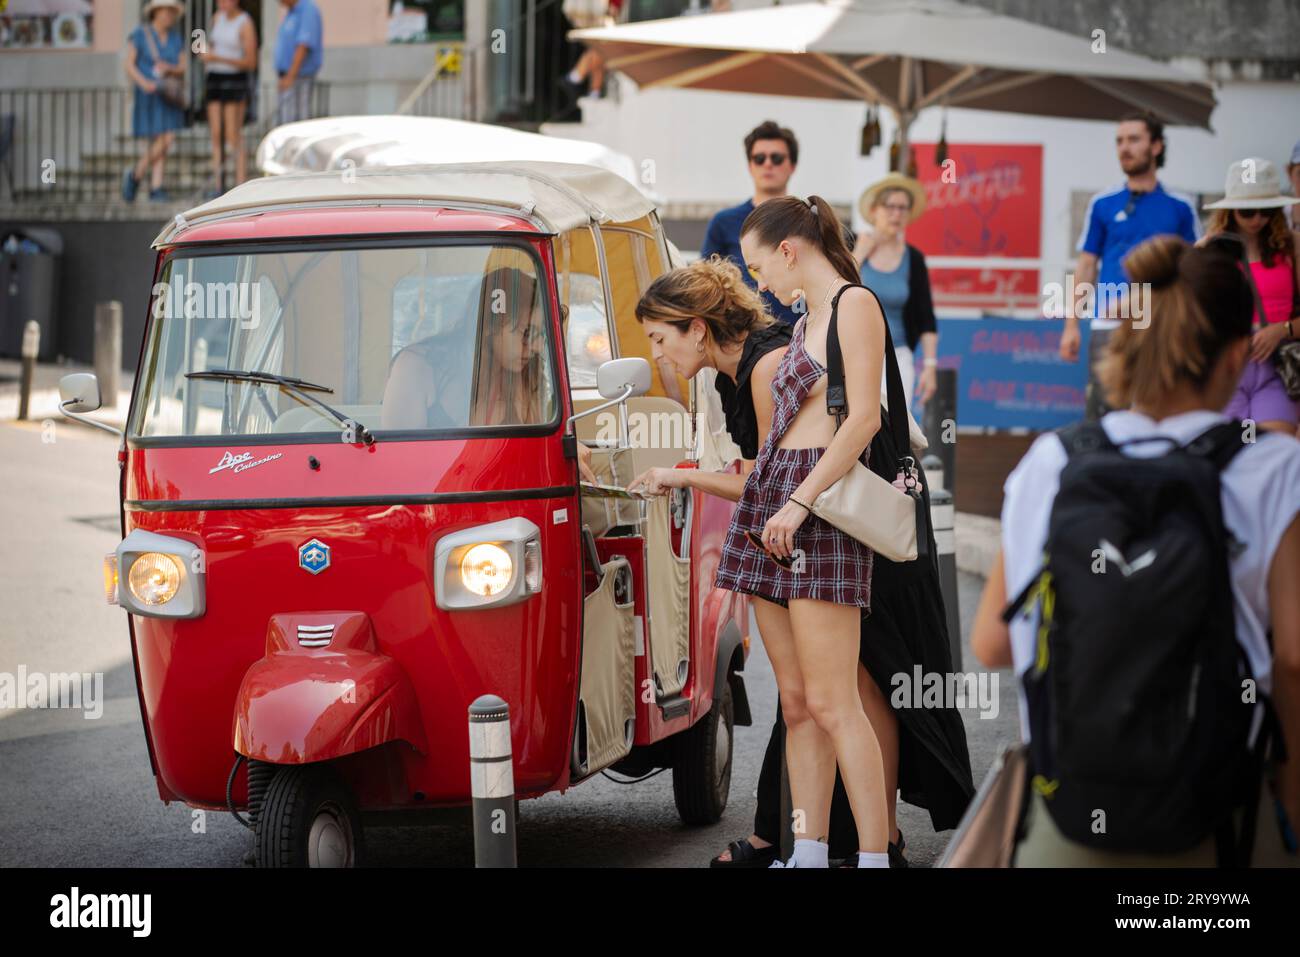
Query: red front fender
233 612 428 764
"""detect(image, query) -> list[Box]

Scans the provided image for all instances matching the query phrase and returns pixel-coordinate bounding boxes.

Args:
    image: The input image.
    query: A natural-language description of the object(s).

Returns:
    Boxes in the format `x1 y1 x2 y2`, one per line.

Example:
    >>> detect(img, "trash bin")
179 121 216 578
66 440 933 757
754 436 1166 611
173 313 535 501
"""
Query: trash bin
0 227 62 362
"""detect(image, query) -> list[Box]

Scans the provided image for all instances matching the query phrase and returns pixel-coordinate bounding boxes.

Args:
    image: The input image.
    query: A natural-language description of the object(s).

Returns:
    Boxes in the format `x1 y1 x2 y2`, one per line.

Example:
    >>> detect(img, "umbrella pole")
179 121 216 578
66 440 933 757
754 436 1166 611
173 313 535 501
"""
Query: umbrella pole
892 107 914 173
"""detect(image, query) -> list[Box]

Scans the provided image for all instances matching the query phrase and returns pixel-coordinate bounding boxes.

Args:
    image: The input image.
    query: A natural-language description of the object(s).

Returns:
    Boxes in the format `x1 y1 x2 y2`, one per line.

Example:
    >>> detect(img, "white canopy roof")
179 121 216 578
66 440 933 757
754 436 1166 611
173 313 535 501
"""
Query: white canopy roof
571 0 1216 128
153 160 661 247
256 115 655 195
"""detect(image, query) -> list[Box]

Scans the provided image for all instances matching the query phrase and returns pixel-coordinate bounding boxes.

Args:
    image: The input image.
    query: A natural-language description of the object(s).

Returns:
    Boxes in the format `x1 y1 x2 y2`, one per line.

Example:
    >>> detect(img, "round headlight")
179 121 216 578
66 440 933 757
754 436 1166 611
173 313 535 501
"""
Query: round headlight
128 553 182 605
460 543 513 598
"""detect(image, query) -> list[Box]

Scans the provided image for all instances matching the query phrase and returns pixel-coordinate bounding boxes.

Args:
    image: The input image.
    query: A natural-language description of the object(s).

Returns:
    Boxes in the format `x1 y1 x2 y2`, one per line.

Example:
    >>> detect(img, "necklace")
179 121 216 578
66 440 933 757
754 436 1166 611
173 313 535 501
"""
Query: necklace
804 276 845 327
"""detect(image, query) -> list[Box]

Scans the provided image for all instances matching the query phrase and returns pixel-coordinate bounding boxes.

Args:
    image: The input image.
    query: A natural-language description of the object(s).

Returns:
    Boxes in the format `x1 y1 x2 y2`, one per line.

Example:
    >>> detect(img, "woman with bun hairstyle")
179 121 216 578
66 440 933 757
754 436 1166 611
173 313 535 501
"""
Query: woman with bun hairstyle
972 235 1300 865
630 251 973 867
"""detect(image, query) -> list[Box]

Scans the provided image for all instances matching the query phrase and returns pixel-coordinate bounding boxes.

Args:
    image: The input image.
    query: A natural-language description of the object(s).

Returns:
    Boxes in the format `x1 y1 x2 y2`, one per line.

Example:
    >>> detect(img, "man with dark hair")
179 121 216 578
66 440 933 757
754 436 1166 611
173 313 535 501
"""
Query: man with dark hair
700 120 803 323
1059 111 1200 420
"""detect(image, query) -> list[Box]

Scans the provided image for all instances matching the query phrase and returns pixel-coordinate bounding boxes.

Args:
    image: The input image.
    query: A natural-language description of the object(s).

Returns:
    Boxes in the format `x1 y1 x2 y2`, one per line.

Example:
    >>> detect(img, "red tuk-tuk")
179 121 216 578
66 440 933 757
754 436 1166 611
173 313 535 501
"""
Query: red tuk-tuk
60 162 753 866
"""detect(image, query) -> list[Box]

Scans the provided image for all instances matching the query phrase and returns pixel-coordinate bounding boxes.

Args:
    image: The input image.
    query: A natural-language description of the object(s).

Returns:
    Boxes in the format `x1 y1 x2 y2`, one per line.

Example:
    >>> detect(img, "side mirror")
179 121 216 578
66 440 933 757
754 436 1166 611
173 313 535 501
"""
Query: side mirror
58 372 123 438
60 373 102 413
596 357 651 401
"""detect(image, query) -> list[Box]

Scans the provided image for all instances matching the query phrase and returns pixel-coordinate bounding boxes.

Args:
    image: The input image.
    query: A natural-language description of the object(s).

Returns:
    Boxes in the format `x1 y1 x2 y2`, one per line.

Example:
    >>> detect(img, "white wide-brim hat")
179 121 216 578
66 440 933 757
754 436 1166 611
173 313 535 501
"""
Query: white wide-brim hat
1203 157 1299 210
143 0 184 15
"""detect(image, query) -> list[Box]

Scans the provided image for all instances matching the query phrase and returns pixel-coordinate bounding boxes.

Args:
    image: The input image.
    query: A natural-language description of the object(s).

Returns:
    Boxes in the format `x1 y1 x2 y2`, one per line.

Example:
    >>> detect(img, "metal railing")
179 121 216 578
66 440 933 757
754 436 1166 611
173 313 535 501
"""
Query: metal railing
0 83 331 207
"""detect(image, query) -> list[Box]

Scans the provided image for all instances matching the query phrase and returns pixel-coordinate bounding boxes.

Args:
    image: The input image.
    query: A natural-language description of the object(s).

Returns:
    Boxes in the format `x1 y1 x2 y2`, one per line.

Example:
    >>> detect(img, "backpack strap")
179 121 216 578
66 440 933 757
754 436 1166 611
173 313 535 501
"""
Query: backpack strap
1055 420 1117 457
825 282 910 459
1183 420 1253 472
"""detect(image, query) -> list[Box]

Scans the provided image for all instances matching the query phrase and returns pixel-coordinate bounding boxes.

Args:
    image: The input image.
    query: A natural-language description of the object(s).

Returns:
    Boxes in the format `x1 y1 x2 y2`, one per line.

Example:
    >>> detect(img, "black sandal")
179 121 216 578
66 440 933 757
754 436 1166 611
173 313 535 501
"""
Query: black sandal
836 830 909 868
710 837 779 868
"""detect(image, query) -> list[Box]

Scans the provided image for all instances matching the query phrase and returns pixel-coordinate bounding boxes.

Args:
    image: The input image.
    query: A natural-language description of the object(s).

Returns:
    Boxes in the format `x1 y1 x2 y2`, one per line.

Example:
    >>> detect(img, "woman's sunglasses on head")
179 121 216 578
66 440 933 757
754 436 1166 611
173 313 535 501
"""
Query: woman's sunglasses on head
750 152 787 167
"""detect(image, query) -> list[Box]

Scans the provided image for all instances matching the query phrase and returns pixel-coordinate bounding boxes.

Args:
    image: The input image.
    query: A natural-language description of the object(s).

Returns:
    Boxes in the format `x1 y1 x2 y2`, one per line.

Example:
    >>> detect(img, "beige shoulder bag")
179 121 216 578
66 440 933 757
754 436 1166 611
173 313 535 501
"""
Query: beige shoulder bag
801 283 922 563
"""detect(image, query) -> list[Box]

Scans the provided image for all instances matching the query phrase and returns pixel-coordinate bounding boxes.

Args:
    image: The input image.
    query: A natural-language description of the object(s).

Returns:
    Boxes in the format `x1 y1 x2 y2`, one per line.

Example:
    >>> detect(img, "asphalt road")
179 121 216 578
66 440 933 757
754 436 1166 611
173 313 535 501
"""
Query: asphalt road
0 419 1015 867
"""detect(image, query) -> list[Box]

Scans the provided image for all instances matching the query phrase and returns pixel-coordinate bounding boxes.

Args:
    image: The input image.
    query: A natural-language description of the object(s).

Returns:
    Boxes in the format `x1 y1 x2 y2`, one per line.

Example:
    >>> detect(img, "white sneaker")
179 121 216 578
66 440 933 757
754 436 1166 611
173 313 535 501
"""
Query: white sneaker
768 857 797 868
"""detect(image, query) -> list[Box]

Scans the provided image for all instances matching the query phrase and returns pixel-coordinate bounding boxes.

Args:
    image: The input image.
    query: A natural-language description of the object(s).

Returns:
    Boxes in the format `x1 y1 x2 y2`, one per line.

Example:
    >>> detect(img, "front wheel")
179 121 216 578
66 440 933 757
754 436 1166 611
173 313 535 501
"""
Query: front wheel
255 765 363 868
671 681 733 825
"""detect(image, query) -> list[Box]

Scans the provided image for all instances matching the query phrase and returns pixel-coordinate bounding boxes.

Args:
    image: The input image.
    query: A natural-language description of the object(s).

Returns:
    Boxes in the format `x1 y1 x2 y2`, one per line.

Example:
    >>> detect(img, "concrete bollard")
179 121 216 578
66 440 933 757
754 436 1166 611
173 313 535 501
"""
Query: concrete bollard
922 367 957 494
18 320 39 420
921 452 944 493
468 694 517 868
93 301 122 416
930 487 962 671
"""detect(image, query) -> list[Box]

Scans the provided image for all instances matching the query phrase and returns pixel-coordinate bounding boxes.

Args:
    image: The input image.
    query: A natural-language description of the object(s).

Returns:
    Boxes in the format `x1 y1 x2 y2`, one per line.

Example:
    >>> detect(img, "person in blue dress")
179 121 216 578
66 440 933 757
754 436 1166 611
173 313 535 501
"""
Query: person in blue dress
122 0 187 203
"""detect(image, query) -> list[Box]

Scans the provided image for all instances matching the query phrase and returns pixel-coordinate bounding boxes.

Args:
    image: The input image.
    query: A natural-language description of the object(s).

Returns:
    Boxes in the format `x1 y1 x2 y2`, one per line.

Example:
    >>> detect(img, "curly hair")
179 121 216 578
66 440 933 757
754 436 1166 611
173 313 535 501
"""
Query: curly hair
635 255 773 348
1206 206 1295 268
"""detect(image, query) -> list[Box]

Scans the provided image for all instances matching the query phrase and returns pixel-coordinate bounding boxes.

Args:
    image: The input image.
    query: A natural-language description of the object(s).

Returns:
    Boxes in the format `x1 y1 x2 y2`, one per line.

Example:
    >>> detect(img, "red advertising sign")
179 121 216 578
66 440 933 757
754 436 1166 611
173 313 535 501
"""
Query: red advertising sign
907 143 1043 310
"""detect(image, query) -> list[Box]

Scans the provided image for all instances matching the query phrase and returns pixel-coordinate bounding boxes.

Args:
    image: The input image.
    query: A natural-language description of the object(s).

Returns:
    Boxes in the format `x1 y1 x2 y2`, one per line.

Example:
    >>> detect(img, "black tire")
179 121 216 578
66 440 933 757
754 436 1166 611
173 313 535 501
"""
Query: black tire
671 680 734 825
255 765 364 868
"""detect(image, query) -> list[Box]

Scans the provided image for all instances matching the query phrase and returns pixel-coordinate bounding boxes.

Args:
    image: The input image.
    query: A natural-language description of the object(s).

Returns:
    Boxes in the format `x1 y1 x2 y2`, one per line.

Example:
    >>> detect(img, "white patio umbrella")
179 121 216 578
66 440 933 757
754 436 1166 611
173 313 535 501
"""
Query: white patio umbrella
570 0 1216 168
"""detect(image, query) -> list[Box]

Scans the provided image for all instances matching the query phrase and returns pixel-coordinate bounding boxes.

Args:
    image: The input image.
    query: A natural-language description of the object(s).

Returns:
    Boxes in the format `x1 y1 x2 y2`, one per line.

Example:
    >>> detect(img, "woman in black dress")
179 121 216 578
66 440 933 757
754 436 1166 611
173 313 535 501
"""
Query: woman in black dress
629 254 974 867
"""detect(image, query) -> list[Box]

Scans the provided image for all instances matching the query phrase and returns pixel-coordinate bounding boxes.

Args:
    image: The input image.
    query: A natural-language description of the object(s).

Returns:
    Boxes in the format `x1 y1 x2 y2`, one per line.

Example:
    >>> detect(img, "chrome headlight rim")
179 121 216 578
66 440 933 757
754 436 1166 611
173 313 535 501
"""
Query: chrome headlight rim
433 518 542 611
115 528 206 619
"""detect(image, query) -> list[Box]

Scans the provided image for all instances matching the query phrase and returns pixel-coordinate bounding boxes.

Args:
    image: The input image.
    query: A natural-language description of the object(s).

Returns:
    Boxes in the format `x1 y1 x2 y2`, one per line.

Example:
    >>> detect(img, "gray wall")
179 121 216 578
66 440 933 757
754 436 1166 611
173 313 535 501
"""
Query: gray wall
971 0 1300 76
1 218 164 370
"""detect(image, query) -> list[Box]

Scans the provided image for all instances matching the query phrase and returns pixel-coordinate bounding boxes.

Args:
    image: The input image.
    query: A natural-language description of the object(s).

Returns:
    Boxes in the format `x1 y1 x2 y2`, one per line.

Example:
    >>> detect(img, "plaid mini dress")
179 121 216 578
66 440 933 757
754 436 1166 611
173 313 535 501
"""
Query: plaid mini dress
713 309 873 608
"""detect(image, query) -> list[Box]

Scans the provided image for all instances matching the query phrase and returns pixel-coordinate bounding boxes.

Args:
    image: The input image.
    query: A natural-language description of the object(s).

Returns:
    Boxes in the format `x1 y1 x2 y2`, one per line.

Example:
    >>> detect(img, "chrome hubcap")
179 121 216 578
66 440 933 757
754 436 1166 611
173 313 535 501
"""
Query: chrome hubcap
307 803 352 868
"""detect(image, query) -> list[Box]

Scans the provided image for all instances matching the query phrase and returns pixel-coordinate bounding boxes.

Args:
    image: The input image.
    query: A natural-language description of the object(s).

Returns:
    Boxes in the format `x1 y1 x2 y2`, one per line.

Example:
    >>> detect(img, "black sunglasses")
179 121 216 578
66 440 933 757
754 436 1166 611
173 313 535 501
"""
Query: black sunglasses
744 529 794 569
1122 189 1149 217
1235 208 1268 219
750 152 788 167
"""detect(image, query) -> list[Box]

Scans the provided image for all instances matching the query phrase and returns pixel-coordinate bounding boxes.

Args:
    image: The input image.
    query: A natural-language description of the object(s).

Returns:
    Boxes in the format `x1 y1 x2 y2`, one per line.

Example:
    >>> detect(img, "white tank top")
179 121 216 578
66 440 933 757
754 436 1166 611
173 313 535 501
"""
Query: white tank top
206 10 250 74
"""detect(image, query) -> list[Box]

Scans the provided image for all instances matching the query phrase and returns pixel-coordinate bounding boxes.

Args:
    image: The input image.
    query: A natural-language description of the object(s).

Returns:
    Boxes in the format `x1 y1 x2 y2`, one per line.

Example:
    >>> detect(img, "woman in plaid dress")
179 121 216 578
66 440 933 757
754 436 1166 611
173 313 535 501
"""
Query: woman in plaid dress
628 241 974 868
721 195 891 868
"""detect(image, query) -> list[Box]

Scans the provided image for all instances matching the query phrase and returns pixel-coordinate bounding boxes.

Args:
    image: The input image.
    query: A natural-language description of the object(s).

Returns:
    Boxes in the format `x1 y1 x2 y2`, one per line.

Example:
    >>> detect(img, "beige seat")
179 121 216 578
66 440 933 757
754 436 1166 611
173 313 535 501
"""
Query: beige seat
577 394 692 535
271 404 385 434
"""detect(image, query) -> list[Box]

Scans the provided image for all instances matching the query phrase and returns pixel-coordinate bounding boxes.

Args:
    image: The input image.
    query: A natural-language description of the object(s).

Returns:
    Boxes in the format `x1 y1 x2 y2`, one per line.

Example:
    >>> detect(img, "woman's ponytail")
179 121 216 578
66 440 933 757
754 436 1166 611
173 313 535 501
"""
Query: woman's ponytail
739 195 859 284
1096 235 1254 408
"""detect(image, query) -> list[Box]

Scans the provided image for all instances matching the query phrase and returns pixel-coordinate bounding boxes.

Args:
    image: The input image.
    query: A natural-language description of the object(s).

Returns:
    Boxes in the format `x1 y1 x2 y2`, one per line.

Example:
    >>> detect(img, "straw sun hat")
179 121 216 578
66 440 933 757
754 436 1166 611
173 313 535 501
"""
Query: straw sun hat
858 172 927 223
1202 157 1299 210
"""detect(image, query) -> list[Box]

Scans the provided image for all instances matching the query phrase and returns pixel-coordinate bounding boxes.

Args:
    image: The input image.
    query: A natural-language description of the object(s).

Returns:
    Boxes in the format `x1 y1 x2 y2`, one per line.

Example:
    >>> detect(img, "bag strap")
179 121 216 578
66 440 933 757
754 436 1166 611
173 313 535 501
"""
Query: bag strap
1183 420 1253 473
1055 420 1116 457
824 281 910 460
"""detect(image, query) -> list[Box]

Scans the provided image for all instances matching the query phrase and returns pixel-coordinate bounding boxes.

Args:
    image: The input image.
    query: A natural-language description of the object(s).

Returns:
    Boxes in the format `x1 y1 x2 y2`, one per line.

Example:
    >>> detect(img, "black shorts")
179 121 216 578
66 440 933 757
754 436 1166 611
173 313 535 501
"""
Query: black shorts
205 72 249 105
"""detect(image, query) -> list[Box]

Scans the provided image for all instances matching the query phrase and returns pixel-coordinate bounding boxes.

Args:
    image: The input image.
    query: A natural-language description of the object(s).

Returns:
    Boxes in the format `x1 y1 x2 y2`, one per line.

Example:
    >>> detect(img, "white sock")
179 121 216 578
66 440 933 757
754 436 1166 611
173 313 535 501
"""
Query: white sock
566 69 582 83
857 851 889 868
792 838 829 868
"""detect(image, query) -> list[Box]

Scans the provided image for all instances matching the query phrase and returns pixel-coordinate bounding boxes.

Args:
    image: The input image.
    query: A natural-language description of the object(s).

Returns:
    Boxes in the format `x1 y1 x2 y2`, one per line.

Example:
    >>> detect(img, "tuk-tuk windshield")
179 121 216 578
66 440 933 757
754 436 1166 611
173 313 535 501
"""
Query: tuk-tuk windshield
132 242 559 439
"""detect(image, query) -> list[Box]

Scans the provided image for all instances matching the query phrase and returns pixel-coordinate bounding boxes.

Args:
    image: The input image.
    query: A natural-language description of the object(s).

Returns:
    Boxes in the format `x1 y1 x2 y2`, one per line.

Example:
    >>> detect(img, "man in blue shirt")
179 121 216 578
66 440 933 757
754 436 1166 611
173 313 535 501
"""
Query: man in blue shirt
275 0 324 124
1060 112 1201 419
701 121 804 324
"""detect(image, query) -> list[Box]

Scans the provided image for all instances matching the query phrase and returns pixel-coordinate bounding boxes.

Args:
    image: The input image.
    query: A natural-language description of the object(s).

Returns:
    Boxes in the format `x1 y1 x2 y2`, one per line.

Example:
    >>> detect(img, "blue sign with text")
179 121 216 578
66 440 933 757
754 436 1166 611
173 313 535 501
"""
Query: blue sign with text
927 317 1090 431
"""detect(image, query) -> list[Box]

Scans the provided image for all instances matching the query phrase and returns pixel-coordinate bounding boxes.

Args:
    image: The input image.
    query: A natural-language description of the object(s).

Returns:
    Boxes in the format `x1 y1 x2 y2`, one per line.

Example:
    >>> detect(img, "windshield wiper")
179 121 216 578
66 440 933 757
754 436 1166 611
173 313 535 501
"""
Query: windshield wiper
186 369 376 445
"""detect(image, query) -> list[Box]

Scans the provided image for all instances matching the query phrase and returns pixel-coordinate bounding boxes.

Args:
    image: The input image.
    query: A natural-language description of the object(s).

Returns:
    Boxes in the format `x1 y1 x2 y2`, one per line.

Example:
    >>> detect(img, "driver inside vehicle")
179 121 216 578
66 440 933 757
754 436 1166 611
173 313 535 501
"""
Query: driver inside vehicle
381 255 551 431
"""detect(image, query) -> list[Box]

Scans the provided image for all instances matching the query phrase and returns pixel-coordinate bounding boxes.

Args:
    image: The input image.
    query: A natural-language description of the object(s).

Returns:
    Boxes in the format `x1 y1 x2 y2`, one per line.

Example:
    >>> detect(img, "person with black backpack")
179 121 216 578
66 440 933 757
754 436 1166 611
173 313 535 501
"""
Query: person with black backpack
971 235 1300 866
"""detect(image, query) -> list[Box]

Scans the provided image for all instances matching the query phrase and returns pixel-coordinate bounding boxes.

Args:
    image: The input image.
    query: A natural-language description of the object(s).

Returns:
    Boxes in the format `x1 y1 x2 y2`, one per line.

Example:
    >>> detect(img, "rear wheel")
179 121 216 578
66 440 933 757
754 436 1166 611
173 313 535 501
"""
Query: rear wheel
671 681 733 825
255 765 363 868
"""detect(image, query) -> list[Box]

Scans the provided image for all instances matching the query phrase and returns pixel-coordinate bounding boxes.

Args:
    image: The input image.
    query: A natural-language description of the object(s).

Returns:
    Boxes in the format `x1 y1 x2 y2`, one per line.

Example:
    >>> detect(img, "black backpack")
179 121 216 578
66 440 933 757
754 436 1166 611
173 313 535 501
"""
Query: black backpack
1002 419 1272 863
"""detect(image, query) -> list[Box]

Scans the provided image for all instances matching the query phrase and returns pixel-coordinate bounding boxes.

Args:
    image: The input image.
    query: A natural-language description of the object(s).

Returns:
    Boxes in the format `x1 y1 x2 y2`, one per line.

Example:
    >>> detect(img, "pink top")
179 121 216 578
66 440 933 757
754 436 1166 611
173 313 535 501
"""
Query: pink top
1250 256 1295 326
